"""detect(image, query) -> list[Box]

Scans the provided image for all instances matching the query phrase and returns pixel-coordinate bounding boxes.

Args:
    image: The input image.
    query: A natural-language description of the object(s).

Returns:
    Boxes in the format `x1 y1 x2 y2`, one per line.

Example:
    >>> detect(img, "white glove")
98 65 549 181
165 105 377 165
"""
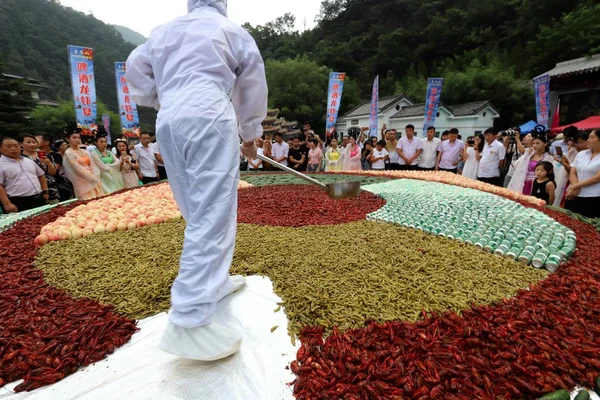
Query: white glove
240 141 257 160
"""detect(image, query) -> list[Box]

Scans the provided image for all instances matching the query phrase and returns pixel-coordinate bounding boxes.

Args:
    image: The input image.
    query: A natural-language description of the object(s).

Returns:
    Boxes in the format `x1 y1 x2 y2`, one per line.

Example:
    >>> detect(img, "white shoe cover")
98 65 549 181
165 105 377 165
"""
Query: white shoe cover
215 275 246 302
159 322 242 361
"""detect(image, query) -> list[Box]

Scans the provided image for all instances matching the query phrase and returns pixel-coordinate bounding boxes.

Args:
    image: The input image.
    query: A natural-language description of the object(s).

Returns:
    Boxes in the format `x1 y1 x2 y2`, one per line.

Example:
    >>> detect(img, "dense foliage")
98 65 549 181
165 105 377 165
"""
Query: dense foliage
0 58 37 137
0 0 156 135
246 0 600 127
0 0 598 134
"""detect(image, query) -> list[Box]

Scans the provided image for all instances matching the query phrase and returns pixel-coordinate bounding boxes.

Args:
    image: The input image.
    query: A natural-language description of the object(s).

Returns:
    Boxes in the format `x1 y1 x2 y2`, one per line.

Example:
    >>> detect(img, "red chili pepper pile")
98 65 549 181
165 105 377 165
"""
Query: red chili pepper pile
292 202 600 399
0 204 138 392
237 185 386 227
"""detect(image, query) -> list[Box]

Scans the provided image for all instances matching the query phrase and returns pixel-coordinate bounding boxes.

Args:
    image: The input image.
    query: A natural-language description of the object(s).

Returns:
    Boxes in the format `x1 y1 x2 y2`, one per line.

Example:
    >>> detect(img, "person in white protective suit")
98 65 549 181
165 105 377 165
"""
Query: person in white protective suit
125 0 267 361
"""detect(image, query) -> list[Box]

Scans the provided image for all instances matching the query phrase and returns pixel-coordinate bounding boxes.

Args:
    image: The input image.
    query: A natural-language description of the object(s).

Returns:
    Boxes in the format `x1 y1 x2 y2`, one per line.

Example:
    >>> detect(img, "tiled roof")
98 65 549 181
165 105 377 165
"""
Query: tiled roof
447 101 494 117
536 54 600 79
342 95 412 117
390 101 497 119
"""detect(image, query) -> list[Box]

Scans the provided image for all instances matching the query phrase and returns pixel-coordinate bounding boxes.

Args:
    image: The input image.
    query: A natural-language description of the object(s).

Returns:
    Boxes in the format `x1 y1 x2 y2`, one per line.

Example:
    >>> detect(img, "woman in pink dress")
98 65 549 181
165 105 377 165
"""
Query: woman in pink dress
343 136 362 171
61 132 104 200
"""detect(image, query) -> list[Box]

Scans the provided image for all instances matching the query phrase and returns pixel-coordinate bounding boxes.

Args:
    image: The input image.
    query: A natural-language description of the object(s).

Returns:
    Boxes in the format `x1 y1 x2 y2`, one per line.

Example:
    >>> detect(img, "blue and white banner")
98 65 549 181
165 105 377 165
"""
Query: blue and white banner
325 72 346 133
369 75 379 137
423 78 443 131
534 74 550 129
115 62 141 137
68 45 98 136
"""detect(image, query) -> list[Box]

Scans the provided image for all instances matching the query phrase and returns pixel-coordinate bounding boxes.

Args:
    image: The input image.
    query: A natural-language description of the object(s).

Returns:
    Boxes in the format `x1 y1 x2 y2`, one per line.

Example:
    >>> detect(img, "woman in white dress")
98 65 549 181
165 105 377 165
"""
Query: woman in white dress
461 134 483 180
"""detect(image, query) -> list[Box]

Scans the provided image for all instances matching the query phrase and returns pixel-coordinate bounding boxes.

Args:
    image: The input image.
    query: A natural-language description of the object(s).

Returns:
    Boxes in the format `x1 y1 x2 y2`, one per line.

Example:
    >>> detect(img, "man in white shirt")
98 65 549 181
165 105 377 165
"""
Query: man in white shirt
436 128 464 173
0 136 49 213
151 139 167 180
396 124 423 171
271 132 289 166
133 132 159 184
478 127 507 186
369 140 389 170
418 126 441 171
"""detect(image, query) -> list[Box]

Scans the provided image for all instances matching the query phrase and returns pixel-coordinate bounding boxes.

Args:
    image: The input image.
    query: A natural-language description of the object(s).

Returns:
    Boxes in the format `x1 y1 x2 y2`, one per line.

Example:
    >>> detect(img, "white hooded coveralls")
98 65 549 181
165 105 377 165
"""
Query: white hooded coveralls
125 0 268 328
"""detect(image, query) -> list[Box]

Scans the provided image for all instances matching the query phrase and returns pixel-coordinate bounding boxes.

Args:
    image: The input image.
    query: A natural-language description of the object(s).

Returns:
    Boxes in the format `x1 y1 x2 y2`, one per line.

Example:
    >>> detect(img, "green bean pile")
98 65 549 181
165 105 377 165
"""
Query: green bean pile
240 173 390 187
35 220 547 339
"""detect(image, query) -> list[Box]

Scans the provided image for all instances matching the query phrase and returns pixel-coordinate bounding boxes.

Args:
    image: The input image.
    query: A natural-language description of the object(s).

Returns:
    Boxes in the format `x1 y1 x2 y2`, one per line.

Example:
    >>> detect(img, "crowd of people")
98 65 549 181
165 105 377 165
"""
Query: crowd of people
1 122 598 219
0 127 167 215
244 123 600 219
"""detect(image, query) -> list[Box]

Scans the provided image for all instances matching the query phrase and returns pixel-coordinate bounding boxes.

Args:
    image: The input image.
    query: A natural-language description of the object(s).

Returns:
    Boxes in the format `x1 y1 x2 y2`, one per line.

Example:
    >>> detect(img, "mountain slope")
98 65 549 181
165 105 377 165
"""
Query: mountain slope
0 0 156 130
113 25 147 46
0 0 134 111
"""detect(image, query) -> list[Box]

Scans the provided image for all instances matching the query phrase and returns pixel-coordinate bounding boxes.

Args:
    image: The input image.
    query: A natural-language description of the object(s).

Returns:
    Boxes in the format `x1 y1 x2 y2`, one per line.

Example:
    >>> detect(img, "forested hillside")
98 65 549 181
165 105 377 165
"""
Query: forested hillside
113 25 147 46
0 0 598 133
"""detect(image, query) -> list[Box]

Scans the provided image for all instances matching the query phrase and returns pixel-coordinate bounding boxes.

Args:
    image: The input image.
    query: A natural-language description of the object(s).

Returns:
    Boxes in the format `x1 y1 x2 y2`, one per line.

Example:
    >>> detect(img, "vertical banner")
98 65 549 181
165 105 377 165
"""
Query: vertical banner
67 45 98 136
551 98 561 129
325 72 346 133
423 78 444 134
369 75 379 138
101 114 112 145
115 62 141 137
534 74 550 128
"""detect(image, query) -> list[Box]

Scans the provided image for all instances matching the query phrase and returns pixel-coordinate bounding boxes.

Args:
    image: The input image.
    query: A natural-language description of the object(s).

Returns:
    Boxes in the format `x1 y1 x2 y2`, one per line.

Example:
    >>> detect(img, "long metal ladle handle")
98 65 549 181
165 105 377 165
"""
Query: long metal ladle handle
257 153 328 190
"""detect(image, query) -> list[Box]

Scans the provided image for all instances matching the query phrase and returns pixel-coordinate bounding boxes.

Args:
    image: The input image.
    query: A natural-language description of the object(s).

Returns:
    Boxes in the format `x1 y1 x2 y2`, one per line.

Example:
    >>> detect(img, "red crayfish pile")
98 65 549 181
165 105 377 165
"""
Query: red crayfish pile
292 203 600 399
0 203 138 392
238 185 386 227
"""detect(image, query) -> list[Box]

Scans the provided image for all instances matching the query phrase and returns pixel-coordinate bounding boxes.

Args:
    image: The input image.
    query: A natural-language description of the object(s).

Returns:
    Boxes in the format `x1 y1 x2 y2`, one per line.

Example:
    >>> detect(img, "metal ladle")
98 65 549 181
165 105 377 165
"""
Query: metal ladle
257 153 362 199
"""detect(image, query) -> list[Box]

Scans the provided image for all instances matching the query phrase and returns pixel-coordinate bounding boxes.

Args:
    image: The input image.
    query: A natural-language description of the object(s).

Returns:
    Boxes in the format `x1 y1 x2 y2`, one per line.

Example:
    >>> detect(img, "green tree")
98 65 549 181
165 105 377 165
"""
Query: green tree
243 14 301 61
0 58 36 137
265 57 360 133
30 100 119 139
527 1 600 74
440 59 534 128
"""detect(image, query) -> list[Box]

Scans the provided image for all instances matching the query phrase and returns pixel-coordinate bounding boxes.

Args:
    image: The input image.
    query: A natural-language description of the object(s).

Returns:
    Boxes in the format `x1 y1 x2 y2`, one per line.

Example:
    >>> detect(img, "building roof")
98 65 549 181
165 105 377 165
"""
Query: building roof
447 101 496 117
342 94 412 117
390 100 497 119
536 53 600 79
1 73 49 89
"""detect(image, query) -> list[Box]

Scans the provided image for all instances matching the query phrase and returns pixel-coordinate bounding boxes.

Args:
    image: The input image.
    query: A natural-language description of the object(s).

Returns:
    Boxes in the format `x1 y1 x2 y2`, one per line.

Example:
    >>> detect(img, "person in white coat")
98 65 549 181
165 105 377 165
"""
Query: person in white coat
125 0 268 361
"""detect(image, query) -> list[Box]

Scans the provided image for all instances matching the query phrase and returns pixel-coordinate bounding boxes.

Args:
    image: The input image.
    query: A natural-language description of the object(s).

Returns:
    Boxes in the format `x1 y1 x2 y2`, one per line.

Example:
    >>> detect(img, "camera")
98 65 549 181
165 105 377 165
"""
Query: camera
501 128 519 138
467 139 475 145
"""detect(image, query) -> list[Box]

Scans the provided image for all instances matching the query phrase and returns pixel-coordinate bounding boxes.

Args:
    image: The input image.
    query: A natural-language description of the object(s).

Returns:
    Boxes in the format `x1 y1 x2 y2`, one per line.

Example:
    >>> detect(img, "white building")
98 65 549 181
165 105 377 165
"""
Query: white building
336 94 499 138
389 100 500 138
335 95 413 138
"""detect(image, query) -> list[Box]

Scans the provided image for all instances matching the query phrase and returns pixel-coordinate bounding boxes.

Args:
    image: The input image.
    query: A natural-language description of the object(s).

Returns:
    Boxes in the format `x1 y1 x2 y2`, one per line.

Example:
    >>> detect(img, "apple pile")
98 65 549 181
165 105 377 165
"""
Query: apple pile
334 170 547 207
35 180 253 245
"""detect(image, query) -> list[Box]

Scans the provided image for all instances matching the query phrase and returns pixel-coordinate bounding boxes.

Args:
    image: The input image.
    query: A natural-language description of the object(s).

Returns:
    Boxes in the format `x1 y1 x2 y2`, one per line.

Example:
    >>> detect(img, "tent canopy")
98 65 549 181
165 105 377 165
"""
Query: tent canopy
551 116 600 133
519 120 538 134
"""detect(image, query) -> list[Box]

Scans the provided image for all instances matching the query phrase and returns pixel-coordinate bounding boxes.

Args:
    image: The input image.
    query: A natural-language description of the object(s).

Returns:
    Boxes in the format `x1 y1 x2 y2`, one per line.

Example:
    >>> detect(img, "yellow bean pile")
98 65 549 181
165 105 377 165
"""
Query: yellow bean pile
35 220 547 339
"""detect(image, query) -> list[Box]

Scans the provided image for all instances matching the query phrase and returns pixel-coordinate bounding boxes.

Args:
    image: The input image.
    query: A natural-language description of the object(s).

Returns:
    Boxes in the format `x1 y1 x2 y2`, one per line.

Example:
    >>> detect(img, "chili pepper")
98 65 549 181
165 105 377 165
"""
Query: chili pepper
0 199 139 392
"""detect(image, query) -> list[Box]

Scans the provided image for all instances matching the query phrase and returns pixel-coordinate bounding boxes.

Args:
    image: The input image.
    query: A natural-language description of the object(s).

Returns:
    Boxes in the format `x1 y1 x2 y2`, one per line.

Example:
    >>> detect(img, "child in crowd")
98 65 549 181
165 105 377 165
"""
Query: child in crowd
361 142 373 170
531 161 556 205
369 140 389 171
306 139 323 172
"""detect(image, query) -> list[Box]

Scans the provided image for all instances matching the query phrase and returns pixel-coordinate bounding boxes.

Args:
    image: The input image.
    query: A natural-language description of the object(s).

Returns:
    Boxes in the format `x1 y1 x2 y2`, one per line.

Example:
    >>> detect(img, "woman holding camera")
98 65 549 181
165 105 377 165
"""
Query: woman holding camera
462 134 483 180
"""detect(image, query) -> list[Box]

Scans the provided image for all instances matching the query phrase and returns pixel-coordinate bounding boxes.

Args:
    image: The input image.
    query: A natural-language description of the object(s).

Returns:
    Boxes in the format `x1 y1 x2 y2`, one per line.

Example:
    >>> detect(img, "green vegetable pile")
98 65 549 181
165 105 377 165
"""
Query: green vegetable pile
547 205 600 233
35 219 547 339
240 172 390 187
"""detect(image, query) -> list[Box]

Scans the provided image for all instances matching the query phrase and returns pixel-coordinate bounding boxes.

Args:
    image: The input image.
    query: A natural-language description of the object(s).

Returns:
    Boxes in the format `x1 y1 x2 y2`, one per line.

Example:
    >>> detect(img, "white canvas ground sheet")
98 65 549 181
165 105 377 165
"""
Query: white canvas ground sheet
1 276 298 400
